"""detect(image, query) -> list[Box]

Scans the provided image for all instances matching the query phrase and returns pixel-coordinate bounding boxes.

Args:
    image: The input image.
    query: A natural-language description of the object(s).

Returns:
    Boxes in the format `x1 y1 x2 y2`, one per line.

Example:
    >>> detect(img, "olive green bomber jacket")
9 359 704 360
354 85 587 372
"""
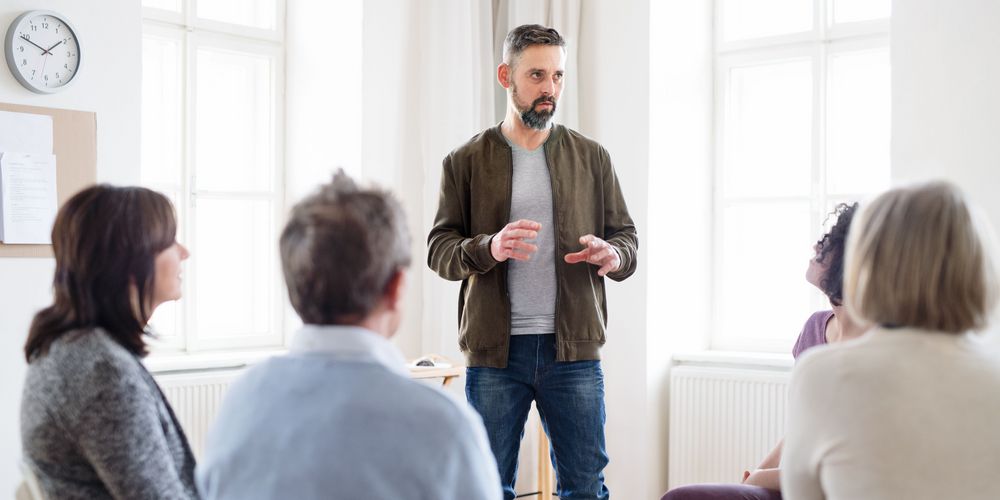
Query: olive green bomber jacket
427 123 638 368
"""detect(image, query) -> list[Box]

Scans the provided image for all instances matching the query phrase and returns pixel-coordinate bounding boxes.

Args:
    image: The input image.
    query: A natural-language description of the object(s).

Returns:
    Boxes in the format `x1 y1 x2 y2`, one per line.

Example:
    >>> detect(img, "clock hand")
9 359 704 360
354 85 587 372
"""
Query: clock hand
19 35 52 55
45 40 64 54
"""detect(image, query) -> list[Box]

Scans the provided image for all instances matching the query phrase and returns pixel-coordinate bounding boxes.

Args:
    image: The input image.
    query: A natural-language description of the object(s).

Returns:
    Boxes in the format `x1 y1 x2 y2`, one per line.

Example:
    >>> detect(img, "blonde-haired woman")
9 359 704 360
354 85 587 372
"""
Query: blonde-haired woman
782 181 1000 500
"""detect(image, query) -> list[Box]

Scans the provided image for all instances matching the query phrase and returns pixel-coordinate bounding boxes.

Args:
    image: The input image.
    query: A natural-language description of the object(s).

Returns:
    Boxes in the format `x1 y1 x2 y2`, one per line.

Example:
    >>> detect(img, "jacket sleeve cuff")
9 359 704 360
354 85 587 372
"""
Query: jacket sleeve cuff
463 233 500 273
605 241 636 281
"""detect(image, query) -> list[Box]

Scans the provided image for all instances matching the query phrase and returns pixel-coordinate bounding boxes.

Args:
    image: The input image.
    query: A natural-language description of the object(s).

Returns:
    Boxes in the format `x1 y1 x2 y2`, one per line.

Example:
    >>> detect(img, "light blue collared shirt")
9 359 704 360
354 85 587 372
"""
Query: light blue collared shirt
196 325 501 500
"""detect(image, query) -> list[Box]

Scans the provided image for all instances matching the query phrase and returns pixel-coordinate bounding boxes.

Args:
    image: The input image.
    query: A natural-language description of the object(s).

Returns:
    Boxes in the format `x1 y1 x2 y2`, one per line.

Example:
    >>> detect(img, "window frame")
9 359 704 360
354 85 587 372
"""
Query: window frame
709 0 889 352
141 0 287 354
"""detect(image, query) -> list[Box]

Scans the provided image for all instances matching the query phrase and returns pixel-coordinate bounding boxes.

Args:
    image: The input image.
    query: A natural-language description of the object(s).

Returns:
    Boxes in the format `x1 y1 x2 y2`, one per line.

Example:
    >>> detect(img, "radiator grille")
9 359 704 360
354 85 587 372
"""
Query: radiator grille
668 365 790 489
155 369 244 458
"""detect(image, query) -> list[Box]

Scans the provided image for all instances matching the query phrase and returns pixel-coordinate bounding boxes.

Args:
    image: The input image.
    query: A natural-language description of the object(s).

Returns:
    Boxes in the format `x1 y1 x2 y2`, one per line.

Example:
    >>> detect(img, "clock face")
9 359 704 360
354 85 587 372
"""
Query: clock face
4 11 81 93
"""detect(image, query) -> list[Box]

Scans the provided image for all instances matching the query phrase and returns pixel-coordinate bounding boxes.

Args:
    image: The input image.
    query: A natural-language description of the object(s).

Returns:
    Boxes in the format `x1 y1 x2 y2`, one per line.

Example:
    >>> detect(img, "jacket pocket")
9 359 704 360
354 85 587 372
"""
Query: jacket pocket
460 274 508 350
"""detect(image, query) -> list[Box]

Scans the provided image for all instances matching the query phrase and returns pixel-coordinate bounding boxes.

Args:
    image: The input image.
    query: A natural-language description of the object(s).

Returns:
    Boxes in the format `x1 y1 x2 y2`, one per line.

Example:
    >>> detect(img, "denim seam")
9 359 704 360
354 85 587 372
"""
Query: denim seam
534 335 542 386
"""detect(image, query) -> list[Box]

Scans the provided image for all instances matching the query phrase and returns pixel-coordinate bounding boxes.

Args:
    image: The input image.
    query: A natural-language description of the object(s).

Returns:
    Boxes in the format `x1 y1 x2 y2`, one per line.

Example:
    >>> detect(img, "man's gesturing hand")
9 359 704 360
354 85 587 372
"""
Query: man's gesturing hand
564 234 620 276
490 219 541 262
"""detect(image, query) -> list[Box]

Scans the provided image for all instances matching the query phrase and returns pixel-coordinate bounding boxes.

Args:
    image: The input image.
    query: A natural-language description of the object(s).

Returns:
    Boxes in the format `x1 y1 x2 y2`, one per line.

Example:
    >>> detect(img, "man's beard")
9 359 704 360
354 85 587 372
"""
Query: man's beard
513 85 557 130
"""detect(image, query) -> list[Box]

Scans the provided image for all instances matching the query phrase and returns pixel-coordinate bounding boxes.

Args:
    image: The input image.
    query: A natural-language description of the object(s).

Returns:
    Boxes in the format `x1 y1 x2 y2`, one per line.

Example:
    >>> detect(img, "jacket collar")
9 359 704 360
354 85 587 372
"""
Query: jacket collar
487 121 565 149
289 324 408 376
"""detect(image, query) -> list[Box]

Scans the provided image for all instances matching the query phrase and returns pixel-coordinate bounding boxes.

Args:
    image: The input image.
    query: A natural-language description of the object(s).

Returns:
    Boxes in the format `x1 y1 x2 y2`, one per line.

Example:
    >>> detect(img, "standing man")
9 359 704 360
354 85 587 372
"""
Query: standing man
427 24 637 500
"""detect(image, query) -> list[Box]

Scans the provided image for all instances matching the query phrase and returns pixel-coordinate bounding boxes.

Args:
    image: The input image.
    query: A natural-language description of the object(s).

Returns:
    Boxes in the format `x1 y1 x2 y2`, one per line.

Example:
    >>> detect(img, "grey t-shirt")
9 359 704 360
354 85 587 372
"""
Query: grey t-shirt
505 138 557 335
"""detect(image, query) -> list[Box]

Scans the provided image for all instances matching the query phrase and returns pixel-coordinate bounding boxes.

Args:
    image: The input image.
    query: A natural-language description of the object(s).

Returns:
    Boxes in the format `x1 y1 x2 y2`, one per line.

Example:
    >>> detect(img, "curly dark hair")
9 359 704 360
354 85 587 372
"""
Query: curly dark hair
815 202 859 306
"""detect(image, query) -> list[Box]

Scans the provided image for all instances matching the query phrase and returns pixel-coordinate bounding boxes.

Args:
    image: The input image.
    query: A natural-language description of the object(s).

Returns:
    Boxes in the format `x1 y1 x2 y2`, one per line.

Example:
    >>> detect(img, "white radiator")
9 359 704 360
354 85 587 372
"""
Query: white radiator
155 369 244 458
668 364 791 489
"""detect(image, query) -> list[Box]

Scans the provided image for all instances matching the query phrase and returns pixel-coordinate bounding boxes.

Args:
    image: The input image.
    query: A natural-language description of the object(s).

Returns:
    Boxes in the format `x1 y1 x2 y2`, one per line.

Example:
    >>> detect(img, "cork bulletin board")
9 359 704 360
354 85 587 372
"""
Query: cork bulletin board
0 102 96 258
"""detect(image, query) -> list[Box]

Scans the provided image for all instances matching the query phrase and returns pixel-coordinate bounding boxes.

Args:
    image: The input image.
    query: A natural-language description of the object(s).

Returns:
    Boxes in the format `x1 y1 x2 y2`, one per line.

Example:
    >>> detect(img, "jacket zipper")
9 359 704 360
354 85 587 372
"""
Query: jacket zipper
543 137 561 361
503 141 513 354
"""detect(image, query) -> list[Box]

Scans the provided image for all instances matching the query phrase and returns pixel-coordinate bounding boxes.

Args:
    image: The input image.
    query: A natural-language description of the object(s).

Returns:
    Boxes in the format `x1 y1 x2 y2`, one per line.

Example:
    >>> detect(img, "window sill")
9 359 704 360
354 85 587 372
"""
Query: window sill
672 350 794 372
144 348 286 375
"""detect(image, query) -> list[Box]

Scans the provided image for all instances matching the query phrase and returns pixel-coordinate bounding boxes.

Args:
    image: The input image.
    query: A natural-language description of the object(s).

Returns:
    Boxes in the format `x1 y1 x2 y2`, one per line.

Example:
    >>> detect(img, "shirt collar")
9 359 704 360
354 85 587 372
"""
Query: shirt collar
289 324 408 376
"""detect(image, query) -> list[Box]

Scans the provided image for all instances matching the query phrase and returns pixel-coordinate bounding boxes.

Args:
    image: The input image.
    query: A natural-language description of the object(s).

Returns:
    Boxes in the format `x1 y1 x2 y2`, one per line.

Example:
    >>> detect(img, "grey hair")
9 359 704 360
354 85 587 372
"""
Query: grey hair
502 24 565 66
280 169 411 324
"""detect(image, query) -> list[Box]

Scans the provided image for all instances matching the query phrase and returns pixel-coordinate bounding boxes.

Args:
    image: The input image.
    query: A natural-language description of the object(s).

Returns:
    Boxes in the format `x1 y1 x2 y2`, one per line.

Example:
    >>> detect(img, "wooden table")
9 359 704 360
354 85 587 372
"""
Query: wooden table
407 364 555 498
407 365 463 387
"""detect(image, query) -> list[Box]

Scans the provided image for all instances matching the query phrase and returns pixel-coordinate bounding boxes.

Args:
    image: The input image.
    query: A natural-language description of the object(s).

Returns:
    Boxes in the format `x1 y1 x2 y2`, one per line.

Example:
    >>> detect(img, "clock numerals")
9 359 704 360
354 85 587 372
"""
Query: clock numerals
7 11 80 92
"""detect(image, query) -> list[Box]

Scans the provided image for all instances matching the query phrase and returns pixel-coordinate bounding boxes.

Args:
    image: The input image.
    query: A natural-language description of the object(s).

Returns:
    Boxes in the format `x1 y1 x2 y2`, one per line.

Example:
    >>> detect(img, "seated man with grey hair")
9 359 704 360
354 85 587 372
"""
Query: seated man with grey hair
196 171 501 500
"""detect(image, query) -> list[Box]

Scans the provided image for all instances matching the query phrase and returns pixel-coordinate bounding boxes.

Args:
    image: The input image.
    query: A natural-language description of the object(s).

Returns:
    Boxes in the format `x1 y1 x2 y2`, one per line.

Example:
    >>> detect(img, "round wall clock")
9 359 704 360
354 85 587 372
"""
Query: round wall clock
4 10 81 94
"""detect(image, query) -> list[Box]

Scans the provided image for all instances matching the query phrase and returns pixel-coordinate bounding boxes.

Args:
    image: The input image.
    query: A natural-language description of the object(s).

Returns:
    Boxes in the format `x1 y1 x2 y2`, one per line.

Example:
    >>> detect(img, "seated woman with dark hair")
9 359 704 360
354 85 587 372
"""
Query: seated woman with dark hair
661 203 864 500
20 185 198 499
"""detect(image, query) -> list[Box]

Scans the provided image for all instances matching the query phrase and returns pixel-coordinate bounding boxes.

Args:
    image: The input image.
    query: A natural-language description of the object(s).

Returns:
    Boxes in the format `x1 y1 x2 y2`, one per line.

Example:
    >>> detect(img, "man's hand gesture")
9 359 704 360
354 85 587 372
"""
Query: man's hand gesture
490 219 541 262
564 234 620 277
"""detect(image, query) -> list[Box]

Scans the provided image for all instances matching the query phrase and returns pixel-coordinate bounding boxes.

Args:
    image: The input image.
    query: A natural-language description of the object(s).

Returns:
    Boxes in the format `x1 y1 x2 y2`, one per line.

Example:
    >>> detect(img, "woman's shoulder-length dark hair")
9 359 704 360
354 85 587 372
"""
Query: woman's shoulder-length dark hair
24 184 177 362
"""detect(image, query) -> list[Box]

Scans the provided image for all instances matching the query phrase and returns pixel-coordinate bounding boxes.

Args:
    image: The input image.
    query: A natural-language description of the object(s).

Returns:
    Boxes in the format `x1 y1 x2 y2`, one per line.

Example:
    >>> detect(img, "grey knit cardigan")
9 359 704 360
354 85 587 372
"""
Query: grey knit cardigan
21 328 198 499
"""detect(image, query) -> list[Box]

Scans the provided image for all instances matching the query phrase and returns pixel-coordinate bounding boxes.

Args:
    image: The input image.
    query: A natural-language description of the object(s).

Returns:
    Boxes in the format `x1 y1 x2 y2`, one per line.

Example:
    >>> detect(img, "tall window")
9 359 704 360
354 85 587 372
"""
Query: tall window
713 0 890 351
141 0 285 353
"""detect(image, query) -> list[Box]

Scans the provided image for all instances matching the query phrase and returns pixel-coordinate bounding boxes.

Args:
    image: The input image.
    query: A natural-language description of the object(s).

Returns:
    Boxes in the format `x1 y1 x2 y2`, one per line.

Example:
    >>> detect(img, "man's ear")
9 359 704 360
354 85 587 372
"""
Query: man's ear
383 269 407 312
497 62 511 89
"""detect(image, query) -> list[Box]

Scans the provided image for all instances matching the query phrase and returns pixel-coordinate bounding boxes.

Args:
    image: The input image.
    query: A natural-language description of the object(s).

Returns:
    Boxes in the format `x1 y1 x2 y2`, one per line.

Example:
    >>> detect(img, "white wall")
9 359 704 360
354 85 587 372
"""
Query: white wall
0 0 141 493
647 0 715 494
892 0 1000 228
578 1 651 498
285 1 363 198
360 0 424 360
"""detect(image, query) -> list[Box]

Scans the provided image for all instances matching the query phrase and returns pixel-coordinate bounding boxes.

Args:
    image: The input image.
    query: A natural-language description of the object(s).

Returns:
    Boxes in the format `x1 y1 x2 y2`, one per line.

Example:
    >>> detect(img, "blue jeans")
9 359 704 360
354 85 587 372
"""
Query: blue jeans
466 334 610 500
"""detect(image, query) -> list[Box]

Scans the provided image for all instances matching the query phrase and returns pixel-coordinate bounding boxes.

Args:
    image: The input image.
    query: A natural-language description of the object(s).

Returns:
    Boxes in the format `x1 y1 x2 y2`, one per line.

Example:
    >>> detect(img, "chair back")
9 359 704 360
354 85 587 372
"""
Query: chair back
16 460 45 500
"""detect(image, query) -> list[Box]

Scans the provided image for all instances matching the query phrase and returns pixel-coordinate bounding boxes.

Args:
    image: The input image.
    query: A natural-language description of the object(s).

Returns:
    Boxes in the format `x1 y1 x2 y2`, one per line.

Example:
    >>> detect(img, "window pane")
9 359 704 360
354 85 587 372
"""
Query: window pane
192 198 274 339
833 0 890 24
147 189 185 344
721 0 813 41
826 49 890 195
143 0 181 12
149 300 180 338
197 0 278 30
724 59 813 198
719 202 814 345
142 33 183 187
195 46 274 192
